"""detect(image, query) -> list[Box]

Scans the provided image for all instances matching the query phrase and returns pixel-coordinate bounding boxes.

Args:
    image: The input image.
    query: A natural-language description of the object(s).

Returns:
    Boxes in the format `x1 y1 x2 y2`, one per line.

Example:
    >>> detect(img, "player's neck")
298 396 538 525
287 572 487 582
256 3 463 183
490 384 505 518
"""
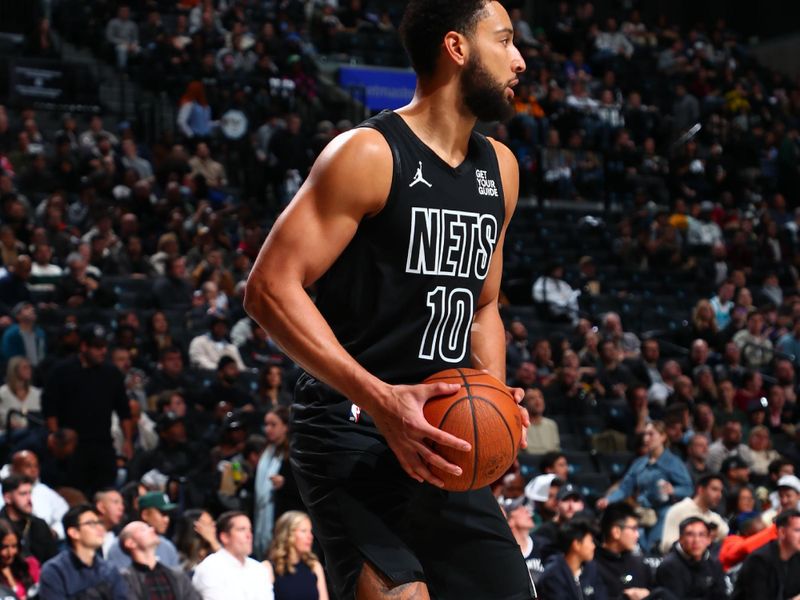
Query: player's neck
397 90 477 168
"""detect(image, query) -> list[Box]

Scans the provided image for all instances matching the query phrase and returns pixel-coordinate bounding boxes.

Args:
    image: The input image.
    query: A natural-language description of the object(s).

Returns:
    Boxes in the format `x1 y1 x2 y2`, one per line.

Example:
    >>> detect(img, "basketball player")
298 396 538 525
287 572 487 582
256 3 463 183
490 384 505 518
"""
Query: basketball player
244 1 532 599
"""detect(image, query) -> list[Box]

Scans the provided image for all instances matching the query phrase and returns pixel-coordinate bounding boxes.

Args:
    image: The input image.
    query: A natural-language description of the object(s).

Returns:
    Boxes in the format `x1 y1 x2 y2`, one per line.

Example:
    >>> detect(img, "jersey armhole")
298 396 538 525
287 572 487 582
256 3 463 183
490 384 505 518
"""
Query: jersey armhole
358 121 400 222
481 134 507 226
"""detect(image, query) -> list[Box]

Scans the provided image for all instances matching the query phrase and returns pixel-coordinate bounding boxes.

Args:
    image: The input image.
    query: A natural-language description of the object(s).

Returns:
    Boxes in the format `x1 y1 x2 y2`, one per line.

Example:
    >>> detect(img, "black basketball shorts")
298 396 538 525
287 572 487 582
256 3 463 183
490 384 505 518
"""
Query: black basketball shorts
290 374 536 600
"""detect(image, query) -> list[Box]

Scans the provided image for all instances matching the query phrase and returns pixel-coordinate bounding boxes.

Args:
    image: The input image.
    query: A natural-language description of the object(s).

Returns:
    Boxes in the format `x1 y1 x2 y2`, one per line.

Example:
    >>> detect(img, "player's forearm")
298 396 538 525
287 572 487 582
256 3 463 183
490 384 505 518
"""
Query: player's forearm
470 303 506 383
244 279 389 411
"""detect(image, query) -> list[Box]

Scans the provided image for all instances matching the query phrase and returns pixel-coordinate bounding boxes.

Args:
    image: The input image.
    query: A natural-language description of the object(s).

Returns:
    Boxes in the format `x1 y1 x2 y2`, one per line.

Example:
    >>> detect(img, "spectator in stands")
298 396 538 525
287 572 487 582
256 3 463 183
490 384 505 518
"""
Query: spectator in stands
532 261 580 324
145 348 191 403
177 82 214 140
597 421 693 552
192 511 273 600
501 495 544 586
734 310 774 370
710 281 736 331
655 516 726 598
660 474 729 554
0 302 45 366
762 475 800 525
0 516 39 598
708 420 753 473
0 255 33 312
189 314 246 371
56 252 116 308
727 485 759 533
118 520 201 599
597 339 634 400
748 425 782 477
153 256 193 310
39 504 128 599
0 356 41 433
106 5 140 70
267 510 329 600
0 474 57 564
95 488 125 558
523 387 560 454
533 483 586 560
201 356 252 410
625 338 662 387
594 502 653 600
120 139 154 183
733 509 800 599
684 433 711 483
3 450 67 540
42 323 133 494
777 320 800 368
538 519 607 600
524 473 561 526
107 491 180 570
189 142 227 190
540 451 570 483
174 509 220 574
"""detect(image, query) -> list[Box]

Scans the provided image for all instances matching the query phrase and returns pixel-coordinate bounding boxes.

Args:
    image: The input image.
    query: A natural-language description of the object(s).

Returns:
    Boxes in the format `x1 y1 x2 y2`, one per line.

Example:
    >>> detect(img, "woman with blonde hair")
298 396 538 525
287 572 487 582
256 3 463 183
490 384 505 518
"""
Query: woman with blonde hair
0 356 41 431
681 298 720 347
265 511 329 600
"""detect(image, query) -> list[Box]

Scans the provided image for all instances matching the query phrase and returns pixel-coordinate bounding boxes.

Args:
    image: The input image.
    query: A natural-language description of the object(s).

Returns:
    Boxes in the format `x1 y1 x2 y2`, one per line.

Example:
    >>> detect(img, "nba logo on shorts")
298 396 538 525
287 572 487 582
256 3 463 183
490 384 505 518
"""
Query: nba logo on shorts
349 403 361 423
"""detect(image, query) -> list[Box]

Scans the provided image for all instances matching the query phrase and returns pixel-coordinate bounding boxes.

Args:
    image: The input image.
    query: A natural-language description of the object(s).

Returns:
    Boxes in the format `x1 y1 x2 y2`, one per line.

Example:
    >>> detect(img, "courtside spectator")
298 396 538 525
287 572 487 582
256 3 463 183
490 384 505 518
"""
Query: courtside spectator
538 519 607 600
192 511 273 600
595 502 654 600
118 520 201 599
39 504 128 598
655 517 726 599
266 511 329 600
0 474 57 563
660 474 729 554
733 509 800 599
502 496 544 586
107 492 180 570
95 488 125 558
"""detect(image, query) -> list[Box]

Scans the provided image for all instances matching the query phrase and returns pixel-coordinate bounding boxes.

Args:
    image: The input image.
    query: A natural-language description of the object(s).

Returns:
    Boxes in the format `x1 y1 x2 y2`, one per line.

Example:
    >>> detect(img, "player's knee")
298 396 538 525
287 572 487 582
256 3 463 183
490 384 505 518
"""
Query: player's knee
355 561 430 600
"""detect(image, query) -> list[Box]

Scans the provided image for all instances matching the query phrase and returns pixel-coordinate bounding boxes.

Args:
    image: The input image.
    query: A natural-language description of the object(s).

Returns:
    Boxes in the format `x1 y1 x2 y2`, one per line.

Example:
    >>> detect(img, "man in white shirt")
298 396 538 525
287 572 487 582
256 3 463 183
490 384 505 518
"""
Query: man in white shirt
523 388 560 454
193 511 274 600
0 450 68 539
660 473 729 554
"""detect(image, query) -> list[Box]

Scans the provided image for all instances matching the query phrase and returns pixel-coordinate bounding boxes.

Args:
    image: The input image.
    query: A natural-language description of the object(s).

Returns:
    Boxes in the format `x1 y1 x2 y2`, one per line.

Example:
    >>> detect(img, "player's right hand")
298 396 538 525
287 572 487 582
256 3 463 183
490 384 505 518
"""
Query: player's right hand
370 382 471 488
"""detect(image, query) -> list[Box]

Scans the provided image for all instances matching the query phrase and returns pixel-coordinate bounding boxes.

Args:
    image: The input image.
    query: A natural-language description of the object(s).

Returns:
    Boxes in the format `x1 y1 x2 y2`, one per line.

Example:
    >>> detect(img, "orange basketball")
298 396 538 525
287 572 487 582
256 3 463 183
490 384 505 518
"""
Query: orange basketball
422 368 522 492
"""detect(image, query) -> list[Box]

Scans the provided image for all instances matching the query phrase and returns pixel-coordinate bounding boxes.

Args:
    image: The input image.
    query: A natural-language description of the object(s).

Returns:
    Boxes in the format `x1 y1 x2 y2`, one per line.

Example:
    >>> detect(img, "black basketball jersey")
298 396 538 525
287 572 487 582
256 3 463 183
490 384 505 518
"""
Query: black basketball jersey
314 110 506 385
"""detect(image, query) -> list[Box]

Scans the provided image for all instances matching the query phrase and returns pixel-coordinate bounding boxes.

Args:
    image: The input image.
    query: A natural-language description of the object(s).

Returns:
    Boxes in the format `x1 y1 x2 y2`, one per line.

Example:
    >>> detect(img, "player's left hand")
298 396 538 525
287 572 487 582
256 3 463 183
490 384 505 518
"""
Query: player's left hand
508 386 529 450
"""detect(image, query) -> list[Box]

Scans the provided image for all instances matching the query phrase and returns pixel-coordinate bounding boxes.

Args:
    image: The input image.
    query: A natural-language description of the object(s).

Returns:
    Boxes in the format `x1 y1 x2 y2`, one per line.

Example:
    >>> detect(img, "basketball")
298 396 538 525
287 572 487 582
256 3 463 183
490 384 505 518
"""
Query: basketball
422 368 522 492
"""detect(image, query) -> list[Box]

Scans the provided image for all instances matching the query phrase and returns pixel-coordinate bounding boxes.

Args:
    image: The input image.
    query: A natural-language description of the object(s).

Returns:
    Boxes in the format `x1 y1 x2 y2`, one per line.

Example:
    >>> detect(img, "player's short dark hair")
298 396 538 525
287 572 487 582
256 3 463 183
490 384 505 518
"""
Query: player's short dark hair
678 516 710 536
558 519 595 554
1 474 32 494
696 474 724 490
775 509 800 529
399 0 490 77
63 504 97 546
216 510 248 542
600 502 637 540
539 451 566 473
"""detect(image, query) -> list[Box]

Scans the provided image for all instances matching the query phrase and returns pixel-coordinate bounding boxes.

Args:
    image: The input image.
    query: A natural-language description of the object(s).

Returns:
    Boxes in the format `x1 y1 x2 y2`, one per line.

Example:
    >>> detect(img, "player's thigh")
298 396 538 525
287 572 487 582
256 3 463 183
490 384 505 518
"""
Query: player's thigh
408 486 536 600
356 561 430 600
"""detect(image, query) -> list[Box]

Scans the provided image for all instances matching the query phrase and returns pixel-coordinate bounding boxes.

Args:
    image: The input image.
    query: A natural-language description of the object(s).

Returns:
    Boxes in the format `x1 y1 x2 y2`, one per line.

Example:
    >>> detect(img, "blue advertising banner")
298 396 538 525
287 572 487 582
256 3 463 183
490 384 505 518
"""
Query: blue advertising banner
338 65 416 111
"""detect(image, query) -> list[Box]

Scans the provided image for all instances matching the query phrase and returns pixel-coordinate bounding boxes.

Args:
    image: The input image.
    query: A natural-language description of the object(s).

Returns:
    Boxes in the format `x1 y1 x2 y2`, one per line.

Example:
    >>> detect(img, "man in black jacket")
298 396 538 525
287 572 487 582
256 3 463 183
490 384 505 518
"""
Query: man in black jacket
594 502 653 600
733 508 800 599
0 474 58 563
119 520 201 599
655 516 726 600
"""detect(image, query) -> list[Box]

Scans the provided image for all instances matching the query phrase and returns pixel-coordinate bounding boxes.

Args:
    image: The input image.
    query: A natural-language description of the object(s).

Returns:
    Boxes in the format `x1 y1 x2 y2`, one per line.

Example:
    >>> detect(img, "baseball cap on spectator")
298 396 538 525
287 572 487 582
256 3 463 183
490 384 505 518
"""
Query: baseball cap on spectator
525 473 560 502
80 324 108 347
557 483 584 502
747 397 769 413
156 411 184 434
777 475 800 494
500 495 529 514
721 455 748 473
138 491 177 512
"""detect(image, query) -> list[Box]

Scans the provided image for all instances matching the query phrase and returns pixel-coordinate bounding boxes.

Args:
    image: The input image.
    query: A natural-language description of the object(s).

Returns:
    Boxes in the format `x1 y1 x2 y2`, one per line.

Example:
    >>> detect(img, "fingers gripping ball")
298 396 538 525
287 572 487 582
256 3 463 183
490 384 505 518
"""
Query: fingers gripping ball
423 368 521 492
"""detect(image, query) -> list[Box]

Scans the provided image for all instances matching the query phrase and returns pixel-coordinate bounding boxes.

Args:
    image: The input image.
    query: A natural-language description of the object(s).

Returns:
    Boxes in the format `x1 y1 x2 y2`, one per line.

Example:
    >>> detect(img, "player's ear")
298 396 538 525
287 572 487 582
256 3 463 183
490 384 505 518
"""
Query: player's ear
443 31 468 67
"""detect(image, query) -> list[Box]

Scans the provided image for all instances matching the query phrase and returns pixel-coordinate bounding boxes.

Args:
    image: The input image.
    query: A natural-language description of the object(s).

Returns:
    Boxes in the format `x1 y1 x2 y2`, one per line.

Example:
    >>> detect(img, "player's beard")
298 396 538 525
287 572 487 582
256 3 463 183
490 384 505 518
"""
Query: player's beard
460 53 515 123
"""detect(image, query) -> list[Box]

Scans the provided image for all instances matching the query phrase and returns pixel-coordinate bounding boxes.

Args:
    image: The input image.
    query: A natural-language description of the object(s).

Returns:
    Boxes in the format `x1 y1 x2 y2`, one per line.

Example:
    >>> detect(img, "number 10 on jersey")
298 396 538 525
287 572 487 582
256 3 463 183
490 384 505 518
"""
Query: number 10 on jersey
419 286 474 363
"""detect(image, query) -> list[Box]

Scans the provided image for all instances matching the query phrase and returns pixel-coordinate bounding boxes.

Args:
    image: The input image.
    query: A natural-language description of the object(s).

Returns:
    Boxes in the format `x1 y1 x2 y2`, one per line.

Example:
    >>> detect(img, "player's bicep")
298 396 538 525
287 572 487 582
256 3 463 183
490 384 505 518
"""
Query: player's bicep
250 129 392 289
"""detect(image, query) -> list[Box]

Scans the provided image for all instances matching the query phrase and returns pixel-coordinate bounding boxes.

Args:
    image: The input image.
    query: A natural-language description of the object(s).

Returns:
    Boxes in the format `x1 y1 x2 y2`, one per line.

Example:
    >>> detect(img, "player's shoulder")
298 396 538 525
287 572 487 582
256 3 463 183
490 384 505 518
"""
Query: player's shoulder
484 135 517 167
315 126 393 170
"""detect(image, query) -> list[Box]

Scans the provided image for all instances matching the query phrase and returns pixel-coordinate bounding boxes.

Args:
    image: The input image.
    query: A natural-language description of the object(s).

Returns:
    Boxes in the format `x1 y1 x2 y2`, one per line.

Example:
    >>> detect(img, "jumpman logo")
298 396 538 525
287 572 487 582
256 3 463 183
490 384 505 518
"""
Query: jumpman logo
409 161 432 188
